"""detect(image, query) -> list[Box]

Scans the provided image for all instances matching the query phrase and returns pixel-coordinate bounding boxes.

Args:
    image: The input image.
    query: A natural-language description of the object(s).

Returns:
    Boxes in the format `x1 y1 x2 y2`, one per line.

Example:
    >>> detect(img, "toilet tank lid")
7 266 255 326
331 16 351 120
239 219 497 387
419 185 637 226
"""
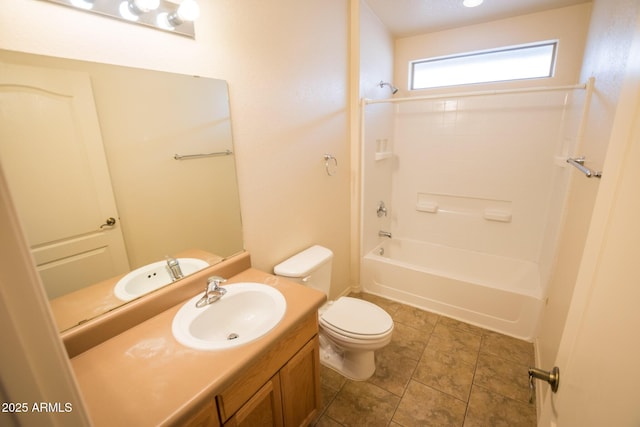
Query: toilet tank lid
273 245 333 277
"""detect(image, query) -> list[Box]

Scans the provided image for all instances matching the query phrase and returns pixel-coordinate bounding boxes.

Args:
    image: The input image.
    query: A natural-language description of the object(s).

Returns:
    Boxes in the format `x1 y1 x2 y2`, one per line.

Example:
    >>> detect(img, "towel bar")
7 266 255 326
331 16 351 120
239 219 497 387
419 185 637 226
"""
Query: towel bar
567 157 601 178
174 150 233 160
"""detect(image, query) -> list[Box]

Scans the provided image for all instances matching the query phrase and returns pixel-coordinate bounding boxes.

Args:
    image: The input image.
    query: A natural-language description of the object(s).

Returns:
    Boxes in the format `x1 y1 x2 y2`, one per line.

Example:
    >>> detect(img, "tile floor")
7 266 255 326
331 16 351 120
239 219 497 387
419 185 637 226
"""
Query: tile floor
313 292 537 427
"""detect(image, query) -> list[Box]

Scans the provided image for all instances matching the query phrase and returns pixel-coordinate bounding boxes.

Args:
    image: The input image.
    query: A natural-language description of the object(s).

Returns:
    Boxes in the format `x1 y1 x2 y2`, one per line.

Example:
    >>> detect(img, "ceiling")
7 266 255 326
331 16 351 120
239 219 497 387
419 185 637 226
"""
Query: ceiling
364 0 591 37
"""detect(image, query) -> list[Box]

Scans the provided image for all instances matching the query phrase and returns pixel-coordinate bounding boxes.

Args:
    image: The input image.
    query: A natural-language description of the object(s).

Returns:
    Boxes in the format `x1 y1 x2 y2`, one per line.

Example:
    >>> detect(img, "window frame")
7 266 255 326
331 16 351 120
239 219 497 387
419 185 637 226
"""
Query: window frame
409 41 559 91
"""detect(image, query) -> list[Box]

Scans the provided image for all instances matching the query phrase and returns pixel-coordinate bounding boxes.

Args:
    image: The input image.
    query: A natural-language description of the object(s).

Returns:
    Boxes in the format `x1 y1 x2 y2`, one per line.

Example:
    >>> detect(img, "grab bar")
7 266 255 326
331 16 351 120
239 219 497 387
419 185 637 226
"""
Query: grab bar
174 150 233 160
567 157 602 178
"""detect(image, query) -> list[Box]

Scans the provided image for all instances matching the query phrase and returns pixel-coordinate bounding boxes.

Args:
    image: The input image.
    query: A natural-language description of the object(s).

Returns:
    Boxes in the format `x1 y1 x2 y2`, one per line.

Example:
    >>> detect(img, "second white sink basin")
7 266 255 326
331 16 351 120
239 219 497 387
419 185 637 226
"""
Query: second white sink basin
114 258 209 301
172 282 287 351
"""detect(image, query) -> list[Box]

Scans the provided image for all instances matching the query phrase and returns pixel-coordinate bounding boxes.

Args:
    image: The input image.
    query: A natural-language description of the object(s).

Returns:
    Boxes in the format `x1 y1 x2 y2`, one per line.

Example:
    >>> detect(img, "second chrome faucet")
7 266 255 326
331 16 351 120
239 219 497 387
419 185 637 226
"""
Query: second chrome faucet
166 257 184 281
378 230 392 238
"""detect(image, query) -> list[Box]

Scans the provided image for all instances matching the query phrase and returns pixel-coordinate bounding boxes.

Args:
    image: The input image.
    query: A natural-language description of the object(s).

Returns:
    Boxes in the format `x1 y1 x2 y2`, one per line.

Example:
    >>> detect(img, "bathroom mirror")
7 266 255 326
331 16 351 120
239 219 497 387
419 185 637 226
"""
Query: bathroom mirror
0 49 244 332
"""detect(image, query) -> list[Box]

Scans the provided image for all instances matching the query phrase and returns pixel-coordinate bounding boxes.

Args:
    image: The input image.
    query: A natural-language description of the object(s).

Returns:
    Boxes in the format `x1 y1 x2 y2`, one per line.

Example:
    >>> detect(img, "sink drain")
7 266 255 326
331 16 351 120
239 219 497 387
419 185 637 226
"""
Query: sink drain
227 333 239 340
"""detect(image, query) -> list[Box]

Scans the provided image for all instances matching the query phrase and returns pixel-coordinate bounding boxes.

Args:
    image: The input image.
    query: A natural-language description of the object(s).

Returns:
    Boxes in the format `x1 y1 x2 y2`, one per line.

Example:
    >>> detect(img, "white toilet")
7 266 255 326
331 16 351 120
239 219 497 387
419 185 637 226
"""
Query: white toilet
274 245 394 381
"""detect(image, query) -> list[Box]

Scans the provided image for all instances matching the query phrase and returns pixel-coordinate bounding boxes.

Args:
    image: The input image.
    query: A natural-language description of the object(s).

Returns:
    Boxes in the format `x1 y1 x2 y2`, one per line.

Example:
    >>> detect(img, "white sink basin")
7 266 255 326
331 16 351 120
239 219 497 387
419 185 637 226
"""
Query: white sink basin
172 282 287 351
114 258 209 301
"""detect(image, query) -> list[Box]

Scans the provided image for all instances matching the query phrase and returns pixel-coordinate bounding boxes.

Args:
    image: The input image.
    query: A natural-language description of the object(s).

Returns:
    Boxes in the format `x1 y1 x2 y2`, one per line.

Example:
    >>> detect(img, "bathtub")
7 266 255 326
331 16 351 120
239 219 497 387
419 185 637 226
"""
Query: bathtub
361 239 544 341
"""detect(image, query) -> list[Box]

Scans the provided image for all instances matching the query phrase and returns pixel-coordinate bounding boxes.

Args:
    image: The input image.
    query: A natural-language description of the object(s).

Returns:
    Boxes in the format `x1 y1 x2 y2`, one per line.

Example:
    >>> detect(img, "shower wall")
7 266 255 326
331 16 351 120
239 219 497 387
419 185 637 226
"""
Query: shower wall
361 3 592 296
363 89 586 281
402 91 583 281
359 0 394 262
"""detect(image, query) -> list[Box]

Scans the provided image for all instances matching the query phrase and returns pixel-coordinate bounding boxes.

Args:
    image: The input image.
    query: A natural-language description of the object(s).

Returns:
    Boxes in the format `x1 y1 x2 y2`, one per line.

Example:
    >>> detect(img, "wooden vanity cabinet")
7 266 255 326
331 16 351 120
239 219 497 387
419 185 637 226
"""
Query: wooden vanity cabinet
216 313 321 427
179 399 221 427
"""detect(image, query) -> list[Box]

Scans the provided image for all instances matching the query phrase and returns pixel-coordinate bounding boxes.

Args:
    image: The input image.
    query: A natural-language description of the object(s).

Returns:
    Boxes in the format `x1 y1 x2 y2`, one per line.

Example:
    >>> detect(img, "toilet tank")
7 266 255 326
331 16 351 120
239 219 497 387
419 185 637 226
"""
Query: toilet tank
273 245 333 296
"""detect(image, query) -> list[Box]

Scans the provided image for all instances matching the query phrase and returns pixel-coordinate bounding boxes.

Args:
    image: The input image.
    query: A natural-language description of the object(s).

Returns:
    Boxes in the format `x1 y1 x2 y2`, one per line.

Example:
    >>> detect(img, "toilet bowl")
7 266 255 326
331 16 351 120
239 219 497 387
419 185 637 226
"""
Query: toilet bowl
318 296 393 380
274 245 394 380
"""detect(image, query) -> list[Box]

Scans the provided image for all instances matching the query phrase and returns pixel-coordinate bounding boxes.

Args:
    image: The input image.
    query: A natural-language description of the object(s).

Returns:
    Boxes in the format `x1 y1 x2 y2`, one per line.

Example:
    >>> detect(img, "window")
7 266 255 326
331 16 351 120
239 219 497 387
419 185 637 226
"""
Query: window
410 41 558 90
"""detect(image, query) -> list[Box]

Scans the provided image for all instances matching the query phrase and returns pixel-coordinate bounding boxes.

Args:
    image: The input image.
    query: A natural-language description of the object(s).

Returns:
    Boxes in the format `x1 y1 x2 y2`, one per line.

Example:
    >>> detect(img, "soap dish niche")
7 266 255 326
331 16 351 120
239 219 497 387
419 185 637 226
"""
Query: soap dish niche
375 138 392 161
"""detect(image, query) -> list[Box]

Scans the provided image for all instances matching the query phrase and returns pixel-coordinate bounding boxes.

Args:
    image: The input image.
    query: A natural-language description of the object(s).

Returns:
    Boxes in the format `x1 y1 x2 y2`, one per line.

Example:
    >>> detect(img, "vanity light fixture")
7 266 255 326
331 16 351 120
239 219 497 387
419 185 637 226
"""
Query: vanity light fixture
160 0 200 28
130 0 160 13
119 0 159 21
41 0 199 38
463 0 483 7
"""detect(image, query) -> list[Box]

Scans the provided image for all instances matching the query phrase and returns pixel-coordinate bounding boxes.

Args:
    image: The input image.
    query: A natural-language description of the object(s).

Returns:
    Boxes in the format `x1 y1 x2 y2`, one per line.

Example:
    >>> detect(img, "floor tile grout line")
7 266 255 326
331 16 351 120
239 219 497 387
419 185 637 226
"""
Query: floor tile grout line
385 333 426 426
407 329 473 405
462 333 484 425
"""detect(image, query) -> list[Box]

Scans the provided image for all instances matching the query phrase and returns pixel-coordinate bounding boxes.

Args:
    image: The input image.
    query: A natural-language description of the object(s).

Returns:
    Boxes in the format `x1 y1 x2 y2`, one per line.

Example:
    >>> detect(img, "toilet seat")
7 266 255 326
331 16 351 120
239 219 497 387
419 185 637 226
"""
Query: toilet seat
320 297 393 340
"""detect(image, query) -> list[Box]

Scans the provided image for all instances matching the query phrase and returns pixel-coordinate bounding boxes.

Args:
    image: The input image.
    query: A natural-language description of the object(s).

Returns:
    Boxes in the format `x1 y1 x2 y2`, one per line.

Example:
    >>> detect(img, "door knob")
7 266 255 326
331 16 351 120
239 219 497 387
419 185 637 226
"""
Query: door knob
100 217 116 228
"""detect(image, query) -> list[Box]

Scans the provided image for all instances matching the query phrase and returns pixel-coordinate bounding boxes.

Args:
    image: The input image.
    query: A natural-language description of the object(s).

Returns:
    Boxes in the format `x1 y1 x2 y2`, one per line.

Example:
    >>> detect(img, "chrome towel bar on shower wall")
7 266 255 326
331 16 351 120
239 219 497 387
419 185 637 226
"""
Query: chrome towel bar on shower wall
566 156 602 178
174 150 233 160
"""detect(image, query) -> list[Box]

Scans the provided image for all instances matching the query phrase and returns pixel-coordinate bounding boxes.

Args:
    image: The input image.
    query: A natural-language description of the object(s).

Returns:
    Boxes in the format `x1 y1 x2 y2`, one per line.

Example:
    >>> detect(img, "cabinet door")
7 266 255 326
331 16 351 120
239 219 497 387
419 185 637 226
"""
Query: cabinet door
224 375 283 427
181 400 220 427
279 336 321 427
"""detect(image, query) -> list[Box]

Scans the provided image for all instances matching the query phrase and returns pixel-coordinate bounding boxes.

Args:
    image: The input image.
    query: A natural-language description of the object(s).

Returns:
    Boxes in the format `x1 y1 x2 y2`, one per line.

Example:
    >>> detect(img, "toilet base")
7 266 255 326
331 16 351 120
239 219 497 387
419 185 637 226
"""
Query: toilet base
319 334 377 381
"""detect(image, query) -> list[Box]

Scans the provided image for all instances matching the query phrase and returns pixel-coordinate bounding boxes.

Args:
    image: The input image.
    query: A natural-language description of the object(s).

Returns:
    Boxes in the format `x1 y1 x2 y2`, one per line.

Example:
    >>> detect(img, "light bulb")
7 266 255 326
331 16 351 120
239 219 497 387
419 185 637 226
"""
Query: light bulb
132 0 160 12
463 0 483 7
119 1 140 20
156 12 174 29
177 0 200 22
164 0 200 27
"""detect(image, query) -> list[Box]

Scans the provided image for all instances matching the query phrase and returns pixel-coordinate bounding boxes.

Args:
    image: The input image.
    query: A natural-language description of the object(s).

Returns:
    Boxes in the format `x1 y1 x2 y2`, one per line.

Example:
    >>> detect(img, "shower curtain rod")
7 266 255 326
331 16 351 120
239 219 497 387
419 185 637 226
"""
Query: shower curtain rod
363 82 587 105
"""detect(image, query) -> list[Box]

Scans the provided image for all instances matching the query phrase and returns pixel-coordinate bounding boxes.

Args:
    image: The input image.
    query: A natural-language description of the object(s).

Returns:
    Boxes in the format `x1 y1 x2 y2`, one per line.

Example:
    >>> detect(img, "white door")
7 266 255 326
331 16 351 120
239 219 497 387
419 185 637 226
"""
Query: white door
0 62 129 299
539 16 640 427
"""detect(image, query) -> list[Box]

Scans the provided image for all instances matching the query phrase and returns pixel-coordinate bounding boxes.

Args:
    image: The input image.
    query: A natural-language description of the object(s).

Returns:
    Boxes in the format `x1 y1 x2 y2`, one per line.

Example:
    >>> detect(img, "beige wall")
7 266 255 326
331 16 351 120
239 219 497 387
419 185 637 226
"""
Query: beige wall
0 0 352 299
537 0 640 381
213 2 351 299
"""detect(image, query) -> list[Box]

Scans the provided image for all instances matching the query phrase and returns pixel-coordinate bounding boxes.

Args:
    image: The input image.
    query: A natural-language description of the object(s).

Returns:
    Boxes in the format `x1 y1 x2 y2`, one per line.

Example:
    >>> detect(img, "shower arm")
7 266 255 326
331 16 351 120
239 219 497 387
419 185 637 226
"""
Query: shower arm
379 81 399 94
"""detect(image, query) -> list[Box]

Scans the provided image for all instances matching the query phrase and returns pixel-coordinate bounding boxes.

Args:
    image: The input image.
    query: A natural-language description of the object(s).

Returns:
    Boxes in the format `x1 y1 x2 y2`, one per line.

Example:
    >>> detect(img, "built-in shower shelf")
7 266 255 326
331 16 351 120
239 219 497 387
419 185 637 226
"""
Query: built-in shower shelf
416 193 513 222
375 151 393 161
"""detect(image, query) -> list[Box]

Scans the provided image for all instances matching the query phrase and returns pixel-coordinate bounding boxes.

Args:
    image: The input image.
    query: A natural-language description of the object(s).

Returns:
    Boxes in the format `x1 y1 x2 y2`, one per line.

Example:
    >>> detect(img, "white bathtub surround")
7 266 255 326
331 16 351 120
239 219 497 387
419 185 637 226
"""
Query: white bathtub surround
361 86 590 341
362 239 544 340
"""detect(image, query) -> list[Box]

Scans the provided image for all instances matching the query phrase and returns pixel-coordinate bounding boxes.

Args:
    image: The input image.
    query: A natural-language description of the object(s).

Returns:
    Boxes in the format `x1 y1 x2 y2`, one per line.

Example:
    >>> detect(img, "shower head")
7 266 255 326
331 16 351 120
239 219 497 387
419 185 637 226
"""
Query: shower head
379 81 399 94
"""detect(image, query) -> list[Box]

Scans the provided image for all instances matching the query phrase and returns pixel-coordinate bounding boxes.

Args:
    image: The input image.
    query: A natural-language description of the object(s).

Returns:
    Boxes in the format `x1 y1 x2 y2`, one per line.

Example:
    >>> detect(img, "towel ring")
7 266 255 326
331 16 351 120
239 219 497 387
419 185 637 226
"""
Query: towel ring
324 154 338 176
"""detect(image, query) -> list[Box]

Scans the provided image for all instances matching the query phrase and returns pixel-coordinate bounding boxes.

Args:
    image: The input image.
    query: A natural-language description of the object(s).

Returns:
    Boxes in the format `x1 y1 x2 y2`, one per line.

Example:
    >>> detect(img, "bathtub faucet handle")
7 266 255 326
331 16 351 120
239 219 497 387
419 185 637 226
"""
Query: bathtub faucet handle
378 230 392 238
376 201 388 217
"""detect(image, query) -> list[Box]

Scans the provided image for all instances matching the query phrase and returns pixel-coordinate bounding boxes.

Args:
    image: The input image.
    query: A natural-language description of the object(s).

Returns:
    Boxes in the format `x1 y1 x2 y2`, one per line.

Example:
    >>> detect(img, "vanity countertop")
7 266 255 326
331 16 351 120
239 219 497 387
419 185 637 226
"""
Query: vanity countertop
70 268 326 426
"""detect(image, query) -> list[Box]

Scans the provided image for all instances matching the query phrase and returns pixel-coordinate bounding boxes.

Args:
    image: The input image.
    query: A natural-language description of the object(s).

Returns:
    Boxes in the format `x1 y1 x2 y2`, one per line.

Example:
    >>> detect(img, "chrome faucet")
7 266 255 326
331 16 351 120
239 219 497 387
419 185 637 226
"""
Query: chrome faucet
196 276 227 308
378 230 392 238
166 257 184 281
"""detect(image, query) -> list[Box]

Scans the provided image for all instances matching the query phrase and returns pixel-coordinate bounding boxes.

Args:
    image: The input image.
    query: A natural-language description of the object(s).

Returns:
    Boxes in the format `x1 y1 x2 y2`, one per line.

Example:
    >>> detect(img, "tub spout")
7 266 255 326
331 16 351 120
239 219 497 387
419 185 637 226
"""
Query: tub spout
378 231 392 238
